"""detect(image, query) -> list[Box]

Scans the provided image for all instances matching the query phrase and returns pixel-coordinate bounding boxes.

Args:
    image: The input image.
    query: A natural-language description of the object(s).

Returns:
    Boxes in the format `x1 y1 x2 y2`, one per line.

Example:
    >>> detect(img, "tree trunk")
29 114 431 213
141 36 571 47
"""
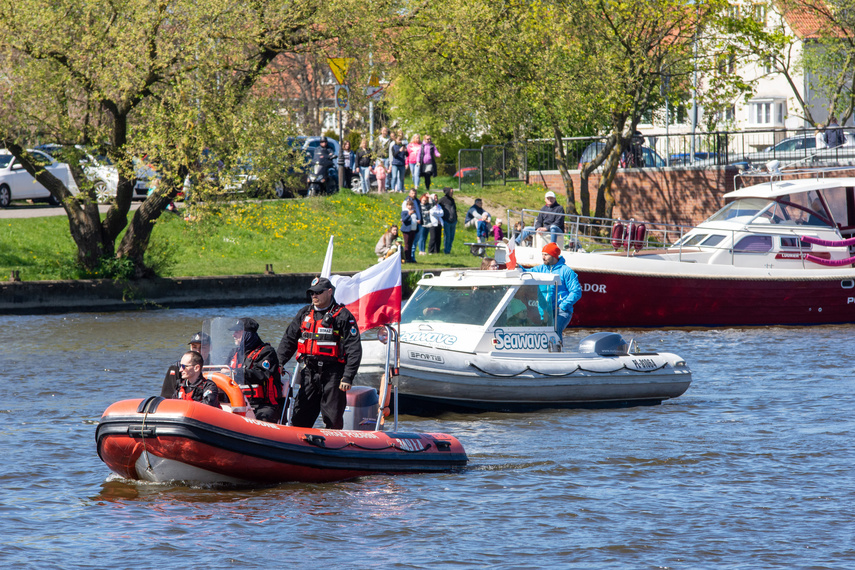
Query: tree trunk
552 124 577 215
116 179 183 278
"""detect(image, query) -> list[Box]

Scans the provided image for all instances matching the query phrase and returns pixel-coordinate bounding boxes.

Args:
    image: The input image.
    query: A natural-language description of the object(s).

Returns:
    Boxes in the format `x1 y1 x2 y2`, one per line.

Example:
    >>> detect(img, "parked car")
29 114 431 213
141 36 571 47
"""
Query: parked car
746 134 817 165
0 149 77 207
668 152 720 166
578 141 665 170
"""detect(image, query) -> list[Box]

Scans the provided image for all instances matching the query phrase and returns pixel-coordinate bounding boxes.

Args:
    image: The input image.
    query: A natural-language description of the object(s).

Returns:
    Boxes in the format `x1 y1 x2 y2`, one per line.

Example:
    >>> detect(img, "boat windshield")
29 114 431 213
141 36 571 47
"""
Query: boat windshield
493 285 554 328
402 285 511 326
705 195 833 228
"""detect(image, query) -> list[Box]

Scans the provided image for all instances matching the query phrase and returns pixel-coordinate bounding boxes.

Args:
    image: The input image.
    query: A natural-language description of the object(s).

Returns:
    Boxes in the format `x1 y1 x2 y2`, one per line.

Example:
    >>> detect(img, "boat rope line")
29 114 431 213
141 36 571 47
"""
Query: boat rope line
141 411 153 472
467 361 669 378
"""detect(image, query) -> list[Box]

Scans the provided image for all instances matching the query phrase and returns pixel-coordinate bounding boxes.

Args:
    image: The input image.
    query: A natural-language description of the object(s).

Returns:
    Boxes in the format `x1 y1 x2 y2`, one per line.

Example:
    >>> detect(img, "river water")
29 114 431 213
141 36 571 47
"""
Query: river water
1 305 853 568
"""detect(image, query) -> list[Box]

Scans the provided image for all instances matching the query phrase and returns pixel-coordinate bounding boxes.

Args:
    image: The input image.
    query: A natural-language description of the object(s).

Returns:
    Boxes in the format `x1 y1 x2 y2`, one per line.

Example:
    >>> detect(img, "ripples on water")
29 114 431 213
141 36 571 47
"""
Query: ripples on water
1 308 853 568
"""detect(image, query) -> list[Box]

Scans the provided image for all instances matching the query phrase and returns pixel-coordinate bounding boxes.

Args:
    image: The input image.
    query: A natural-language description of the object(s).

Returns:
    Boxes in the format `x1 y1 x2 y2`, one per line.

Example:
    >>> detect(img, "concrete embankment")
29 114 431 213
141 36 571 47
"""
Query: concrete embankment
0 273 325 315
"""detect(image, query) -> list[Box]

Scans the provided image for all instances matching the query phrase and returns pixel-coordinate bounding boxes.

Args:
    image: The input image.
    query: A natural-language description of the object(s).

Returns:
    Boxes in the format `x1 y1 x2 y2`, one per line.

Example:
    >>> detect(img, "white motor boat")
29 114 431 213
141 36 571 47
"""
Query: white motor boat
356 270 692 414
511 167 855 328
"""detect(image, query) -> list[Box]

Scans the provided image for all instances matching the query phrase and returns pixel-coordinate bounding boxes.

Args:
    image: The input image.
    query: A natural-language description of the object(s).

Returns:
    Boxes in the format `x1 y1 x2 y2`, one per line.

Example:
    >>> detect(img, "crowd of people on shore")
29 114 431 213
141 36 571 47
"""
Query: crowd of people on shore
337 126 443 194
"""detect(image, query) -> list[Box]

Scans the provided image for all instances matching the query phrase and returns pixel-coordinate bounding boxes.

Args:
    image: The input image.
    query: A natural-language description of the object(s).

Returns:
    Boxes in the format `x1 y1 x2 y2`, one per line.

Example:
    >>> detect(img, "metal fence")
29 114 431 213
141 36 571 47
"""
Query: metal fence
457 143 527 190
526 126 855 172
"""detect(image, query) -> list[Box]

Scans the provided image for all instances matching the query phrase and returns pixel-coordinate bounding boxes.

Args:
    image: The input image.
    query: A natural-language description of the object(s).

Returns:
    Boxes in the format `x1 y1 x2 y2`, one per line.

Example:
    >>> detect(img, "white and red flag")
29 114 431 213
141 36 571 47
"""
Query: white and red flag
505 238 517 269
330 254 402 331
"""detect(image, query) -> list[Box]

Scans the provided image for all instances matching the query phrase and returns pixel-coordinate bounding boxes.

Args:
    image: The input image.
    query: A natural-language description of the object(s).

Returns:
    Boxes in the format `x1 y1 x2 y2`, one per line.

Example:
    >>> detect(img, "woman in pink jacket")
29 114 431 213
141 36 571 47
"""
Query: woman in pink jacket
406 134 423 191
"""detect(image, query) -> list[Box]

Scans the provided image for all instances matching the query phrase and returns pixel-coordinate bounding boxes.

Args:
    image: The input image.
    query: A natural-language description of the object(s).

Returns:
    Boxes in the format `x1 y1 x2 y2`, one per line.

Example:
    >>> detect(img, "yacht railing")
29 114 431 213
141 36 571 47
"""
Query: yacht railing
509 208 828 269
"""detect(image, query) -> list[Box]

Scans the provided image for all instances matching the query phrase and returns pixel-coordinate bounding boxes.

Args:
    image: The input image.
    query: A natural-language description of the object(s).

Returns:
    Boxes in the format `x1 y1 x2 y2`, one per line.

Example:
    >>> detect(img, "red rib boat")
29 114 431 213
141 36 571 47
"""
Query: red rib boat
96 394 468 485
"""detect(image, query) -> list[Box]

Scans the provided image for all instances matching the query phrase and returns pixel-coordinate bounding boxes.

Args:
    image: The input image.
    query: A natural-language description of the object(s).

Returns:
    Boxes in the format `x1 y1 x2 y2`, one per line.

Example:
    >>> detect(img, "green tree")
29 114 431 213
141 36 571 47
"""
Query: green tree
0 0 374 277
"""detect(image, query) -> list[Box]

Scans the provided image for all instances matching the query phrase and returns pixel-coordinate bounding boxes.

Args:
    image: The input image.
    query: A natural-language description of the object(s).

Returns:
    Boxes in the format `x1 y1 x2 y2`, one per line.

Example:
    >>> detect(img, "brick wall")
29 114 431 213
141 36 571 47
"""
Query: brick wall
528 166 741 226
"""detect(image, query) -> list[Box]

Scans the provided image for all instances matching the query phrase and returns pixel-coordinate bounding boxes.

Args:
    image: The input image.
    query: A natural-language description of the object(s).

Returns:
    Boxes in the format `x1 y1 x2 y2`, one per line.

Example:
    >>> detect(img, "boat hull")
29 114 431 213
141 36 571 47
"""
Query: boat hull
357 344 692 414
570 267 855 328
96 397 468 484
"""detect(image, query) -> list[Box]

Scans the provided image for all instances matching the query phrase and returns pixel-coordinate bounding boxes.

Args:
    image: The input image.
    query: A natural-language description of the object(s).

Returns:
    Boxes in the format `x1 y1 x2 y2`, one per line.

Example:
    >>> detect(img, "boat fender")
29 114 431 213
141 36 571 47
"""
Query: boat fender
631 223 647 251
205 372 250 416
611 222 626 251
578 332 630 356
137 396 165 415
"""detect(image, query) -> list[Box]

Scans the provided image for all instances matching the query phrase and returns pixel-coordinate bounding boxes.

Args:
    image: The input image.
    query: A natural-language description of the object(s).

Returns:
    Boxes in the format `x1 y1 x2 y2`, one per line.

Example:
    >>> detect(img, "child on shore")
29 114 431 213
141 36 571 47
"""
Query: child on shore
371 159 387 193
476 211 490 242
492 218 504 244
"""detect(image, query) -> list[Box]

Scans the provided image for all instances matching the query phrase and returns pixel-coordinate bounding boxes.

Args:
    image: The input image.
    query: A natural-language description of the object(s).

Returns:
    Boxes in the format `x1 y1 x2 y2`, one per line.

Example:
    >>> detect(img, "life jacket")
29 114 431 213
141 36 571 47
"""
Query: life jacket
297 304 346 363
239 345 281 407
177 385 195 401
177 380 201 402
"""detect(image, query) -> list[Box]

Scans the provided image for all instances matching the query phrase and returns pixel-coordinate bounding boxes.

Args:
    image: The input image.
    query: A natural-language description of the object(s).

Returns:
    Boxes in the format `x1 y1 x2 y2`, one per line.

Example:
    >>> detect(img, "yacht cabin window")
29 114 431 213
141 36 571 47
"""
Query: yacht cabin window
733 235 773 253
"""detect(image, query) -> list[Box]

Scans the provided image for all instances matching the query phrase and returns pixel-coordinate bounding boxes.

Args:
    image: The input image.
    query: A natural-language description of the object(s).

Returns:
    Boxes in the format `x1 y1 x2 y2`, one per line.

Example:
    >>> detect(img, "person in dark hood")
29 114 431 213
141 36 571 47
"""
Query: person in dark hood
227 317 283 422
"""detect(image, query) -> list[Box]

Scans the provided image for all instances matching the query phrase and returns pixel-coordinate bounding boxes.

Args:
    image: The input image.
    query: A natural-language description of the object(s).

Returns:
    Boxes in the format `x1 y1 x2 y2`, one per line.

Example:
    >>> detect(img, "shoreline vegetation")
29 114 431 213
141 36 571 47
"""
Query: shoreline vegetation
2 181 550 282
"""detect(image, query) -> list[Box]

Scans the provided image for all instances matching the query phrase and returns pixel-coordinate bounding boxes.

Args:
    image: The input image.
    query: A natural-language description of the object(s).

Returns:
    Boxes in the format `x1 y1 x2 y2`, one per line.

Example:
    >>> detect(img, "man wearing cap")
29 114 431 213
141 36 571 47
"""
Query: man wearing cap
160 331 213 398
521 242 582 334
515 191 566 245
227 317 283 422
277 277 363 430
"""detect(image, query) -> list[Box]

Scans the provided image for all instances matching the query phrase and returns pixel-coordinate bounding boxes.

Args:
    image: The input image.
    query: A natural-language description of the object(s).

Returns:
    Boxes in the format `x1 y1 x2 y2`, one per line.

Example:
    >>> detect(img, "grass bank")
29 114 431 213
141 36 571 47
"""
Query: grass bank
1 178 548 281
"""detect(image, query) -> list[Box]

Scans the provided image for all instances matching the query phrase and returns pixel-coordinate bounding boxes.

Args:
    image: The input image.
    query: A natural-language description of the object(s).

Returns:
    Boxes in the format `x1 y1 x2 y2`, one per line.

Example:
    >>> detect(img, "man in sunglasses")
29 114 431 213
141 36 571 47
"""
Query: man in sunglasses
277 277 362 430
174 350 221 408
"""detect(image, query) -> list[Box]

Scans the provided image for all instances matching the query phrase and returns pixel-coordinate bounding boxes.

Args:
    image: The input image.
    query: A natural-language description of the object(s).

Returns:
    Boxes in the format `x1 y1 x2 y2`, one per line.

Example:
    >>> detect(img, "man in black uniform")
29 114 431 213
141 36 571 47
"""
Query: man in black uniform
277 277 362 430
227 318 283 422
174 351 220 408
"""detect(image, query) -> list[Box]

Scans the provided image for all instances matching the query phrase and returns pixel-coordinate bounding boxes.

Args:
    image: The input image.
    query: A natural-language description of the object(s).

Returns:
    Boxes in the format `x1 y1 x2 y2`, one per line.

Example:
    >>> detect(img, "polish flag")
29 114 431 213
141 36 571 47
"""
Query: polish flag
505 238 517 269
330 254 402 331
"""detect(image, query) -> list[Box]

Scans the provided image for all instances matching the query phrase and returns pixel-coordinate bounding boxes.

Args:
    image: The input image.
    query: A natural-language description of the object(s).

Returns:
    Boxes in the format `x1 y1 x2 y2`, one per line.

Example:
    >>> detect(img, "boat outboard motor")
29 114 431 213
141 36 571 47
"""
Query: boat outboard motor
342 386 380 431
578 332 630 356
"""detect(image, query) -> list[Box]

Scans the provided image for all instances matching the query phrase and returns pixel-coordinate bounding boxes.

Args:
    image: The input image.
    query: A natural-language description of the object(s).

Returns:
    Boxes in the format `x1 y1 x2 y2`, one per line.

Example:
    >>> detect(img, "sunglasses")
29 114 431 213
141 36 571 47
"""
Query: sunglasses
179 363 195 369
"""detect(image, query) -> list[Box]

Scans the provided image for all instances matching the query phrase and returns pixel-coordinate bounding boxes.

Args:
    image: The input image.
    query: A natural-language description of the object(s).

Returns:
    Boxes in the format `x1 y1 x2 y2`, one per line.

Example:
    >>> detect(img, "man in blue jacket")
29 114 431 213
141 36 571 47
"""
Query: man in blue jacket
521 242 582 334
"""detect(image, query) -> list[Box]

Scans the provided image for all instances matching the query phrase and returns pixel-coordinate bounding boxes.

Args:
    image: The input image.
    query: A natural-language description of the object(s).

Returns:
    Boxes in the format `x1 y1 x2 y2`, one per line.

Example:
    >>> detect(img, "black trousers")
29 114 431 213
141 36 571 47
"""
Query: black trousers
428 225 442 253
291 363 347 429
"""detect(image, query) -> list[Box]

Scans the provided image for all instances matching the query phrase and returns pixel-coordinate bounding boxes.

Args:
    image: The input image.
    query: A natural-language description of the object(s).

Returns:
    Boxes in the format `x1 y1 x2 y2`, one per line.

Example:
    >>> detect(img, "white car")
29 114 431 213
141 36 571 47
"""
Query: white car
0 149 77 207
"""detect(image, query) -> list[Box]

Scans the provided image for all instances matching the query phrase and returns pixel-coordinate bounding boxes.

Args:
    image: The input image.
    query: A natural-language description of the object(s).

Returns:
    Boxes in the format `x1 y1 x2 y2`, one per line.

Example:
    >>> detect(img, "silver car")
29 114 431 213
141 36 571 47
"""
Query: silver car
0 149 77 207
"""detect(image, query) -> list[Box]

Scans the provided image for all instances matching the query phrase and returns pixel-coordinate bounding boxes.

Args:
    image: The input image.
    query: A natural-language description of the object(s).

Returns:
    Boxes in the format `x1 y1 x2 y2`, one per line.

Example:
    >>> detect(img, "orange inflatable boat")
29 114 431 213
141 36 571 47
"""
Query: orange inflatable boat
96 394 468 485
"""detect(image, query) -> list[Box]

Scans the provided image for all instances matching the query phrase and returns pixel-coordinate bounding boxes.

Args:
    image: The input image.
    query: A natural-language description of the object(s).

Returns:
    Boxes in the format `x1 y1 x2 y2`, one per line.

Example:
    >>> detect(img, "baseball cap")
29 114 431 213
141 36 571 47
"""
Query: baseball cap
545 191 556 199
228 318 259 332
187 331 211 345
307 276 334 294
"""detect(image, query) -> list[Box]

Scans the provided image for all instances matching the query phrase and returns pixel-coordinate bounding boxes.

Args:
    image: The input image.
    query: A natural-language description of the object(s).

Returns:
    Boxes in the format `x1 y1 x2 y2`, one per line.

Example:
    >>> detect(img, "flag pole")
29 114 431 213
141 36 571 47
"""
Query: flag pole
320 235 334 278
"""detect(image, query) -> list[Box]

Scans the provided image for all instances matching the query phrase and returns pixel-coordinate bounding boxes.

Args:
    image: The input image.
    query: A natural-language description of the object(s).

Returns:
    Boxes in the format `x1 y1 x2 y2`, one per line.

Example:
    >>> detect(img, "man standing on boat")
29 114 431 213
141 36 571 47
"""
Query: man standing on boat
521 243 582 334
277 277 363 430
174 351 221 409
